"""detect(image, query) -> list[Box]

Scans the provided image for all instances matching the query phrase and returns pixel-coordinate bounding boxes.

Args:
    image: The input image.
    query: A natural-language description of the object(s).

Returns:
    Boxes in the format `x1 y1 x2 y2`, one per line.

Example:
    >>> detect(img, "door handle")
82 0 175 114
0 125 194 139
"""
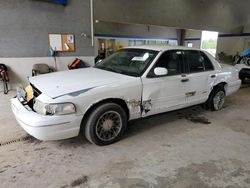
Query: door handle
210 75 216 78
181 78 189 82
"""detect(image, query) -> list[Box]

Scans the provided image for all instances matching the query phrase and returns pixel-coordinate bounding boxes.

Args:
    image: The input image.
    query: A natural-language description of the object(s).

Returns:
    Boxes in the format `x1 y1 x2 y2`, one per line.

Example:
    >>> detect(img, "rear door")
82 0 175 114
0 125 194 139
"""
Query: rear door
183 50 216 104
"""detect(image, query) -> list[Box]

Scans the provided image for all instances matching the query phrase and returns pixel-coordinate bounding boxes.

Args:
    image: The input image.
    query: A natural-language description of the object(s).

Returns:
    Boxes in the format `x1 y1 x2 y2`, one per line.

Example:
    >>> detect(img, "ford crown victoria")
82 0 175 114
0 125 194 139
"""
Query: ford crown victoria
11 45 241 145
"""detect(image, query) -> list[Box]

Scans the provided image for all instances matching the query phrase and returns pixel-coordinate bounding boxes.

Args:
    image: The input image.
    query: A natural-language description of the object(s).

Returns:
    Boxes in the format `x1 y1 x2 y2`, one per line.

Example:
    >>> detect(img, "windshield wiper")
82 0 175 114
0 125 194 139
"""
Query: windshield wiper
96 66 121 74
95 66 138 77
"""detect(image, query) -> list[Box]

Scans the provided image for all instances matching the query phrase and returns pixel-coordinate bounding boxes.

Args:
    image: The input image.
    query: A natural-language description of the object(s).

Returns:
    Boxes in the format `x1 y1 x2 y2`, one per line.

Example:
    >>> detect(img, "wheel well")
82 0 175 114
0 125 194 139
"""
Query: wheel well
213 82 228 93
81 98 130 126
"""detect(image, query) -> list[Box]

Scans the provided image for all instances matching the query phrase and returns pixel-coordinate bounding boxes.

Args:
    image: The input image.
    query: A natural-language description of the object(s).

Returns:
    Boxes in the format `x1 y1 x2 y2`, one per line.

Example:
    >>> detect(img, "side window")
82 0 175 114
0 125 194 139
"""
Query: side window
151 50 183 76
185 50 205 73
200 52 214 71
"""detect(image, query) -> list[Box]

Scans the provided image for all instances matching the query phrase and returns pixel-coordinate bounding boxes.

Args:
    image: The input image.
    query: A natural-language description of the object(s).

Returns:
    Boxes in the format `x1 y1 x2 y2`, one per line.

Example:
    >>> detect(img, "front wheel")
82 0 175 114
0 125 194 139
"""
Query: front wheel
206 86 226 111
84 103 127 146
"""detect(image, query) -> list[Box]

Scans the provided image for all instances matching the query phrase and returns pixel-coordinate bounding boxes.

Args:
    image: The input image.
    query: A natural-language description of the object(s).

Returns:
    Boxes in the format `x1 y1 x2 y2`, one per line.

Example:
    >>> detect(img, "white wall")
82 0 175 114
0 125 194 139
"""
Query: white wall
0 56 94 92
216 37 248 56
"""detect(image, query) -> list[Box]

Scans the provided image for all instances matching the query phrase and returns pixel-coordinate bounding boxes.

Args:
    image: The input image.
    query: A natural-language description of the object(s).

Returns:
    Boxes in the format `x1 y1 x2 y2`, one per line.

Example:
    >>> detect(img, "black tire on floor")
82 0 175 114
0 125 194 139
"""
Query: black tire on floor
205 85 226 111
84 103 127 146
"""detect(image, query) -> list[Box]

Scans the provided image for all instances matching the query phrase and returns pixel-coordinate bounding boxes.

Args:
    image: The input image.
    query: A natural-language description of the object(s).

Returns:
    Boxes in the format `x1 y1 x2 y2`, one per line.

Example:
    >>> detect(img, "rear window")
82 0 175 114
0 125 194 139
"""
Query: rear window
185 50 205 73
184 50 214 73
200 52 214 71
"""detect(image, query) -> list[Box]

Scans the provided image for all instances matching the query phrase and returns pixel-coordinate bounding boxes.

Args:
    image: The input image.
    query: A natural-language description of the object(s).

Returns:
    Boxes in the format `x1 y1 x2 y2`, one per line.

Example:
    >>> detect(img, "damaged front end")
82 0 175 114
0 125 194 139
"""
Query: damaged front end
16 83 42 111
126 99 152 117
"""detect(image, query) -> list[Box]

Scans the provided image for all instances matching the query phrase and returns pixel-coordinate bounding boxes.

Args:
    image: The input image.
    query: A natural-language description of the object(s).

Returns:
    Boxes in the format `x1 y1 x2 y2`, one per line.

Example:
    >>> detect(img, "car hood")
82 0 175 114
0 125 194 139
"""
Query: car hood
29 67 135 99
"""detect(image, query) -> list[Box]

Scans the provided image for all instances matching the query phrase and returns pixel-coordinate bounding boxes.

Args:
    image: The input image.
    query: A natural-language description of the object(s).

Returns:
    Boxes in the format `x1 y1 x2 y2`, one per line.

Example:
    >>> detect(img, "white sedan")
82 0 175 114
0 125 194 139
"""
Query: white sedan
11 45 241 145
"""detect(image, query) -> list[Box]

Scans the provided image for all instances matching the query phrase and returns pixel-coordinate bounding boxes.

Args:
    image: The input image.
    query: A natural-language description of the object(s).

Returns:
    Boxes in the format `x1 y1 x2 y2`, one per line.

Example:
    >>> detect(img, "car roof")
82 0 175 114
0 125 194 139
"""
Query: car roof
124 45 200 52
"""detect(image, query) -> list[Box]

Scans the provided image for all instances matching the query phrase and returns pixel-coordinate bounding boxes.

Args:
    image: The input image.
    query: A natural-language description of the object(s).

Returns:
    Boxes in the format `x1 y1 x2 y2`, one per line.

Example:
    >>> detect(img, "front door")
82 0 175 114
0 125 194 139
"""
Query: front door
141 50 187 117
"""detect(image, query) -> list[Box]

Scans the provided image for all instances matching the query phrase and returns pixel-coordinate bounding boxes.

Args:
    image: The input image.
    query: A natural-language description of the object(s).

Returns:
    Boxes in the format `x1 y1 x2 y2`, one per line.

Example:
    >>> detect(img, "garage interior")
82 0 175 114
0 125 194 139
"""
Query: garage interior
0 0 250 187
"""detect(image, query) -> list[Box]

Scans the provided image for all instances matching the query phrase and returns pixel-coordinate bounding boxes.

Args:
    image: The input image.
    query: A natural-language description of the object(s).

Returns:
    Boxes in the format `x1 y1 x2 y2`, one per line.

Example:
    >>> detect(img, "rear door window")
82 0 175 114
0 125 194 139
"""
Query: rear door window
184 50 205 73
200 52 214 71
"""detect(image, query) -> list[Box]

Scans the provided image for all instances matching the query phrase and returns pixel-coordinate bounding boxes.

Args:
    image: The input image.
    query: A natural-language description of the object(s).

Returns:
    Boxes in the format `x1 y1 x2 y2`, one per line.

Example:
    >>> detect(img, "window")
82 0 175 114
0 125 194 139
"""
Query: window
95 49 158 77
200 52 214 71
184 50 205 73
184 50 214 73
149 50 183 77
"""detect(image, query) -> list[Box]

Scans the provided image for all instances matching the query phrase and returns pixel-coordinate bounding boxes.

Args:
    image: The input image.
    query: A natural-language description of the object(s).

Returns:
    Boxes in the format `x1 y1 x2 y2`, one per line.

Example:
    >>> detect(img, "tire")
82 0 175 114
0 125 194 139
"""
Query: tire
84 103 127 146
205 85 226 111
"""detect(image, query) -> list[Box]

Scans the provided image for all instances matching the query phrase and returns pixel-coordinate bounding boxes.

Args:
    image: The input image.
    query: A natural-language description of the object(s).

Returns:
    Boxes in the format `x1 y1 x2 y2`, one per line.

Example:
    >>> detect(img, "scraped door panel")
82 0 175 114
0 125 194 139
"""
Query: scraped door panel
141 76 186 117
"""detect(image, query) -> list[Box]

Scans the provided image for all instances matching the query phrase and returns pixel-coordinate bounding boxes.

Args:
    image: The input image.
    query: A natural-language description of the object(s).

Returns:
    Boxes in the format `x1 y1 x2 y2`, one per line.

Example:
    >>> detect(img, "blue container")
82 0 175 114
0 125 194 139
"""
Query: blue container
48 0 68 5
240 49 250 56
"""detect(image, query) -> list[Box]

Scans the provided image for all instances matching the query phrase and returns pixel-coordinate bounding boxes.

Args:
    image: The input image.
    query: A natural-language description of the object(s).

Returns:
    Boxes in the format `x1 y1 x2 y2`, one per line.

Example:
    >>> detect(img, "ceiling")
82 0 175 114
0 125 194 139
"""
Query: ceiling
94 0 250 33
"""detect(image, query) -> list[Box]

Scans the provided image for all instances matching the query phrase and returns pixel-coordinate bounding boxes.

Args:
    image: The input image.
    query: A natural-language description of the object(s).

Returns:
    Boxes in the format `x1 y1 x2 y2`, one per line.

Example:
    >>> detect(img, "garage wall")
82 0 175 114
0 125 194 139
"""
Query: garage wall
0 0 93 57
182 27 250 58
0 56 94 93
95 22 177 39
94 22 178 55
217 25 250 57
184 30 202 49
0 0 94 91
216 37 249 56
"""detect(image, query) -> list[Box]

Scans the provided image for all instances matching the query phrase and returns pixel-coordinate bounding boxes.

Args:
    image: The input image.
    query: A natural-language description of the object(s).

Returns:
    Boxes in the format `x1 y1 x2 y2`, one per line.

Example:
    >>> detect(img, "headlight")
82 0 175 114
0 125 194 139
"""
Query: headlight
33 100 76 116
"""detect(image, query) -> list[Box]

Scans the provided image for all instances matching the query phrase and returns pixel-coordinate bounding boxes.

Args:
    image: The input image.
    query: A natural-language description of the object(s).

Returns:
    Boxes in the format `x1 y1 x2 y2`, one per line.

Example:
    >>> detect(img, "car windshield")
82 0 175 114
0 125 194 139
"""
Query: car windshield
95 49 159 77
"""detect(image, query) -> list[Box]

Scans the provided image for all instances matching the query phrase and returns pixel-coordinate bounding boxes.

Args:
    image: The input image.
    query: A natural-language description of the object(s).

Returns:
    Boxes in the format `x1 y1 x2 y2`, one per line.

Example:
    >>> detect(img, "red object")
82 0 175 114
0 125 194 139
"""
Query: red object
0 70 9 82
68 58 80 69
68 58 87 70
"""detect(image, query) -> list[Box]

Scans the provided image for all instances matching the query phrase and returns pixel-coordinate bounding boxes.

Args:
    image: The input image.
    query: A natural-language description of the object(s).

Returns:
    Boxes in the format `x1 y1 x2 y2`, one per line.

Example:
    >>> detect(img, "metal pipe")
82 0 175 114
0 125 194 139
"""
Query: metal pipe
90 0 94 47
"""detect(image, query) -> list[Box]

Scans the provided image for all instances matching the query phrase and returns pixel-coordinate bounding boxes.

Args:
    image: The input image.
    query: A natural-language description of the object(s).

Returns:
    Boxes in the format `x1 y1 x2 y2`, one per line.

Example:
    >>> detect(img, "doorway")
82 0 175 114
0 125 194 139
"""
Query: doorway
200 31 219 57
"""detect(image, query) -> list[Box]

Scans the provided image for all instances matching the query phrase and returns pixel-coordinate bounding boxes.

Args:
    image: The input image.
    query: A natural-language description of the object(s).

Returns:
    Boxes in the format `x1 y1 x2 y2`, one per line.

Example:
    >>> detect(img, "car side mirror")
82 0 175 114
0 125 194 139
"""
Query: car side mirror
154 67 168 76
96 59 103 65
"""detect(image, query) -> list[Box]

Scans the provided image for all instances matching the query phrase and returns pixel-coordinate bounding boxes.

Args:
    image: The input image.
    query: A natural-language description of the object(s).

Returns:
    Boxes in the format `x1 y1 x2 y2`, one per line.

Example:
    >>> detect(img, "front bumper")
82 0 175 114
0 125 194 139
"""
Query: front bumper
11 98 82 141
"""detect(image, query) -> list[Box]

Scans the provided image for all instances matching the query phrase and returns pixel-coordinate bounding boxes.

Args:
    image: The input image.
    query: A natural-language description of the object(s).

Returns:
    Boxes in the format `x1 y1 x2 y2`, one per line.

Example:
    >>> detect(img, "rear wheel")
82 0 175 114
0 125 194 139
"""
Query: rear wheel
206 86 226 111
84 103 127 146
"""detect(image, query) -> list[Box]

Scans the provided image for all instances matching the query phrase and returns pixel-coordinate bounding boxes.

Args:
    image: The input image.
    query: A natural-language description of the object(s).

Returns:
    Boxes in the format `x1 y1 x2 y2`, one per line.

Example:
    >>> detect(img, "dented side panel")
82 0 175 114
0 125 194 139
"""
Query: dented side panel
141 75 187 117
75 78 143 121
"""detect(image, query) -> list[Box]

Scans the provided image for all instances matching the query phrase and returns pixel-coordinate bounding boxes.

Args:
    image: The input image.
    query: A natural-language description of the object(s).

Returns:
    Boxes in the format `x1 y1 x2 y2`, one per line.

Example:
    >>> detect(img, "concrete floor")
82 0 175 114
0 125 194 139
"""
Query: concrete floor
0 86 250 188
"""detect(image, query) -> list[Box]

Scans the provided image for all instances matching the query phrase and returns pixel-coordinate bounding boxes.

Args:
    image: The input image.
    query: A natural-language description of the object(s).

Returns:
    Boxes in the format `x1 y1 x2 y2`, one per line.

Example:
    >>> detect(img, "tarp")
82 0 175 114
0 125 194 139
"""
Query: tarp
240 48 250 56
